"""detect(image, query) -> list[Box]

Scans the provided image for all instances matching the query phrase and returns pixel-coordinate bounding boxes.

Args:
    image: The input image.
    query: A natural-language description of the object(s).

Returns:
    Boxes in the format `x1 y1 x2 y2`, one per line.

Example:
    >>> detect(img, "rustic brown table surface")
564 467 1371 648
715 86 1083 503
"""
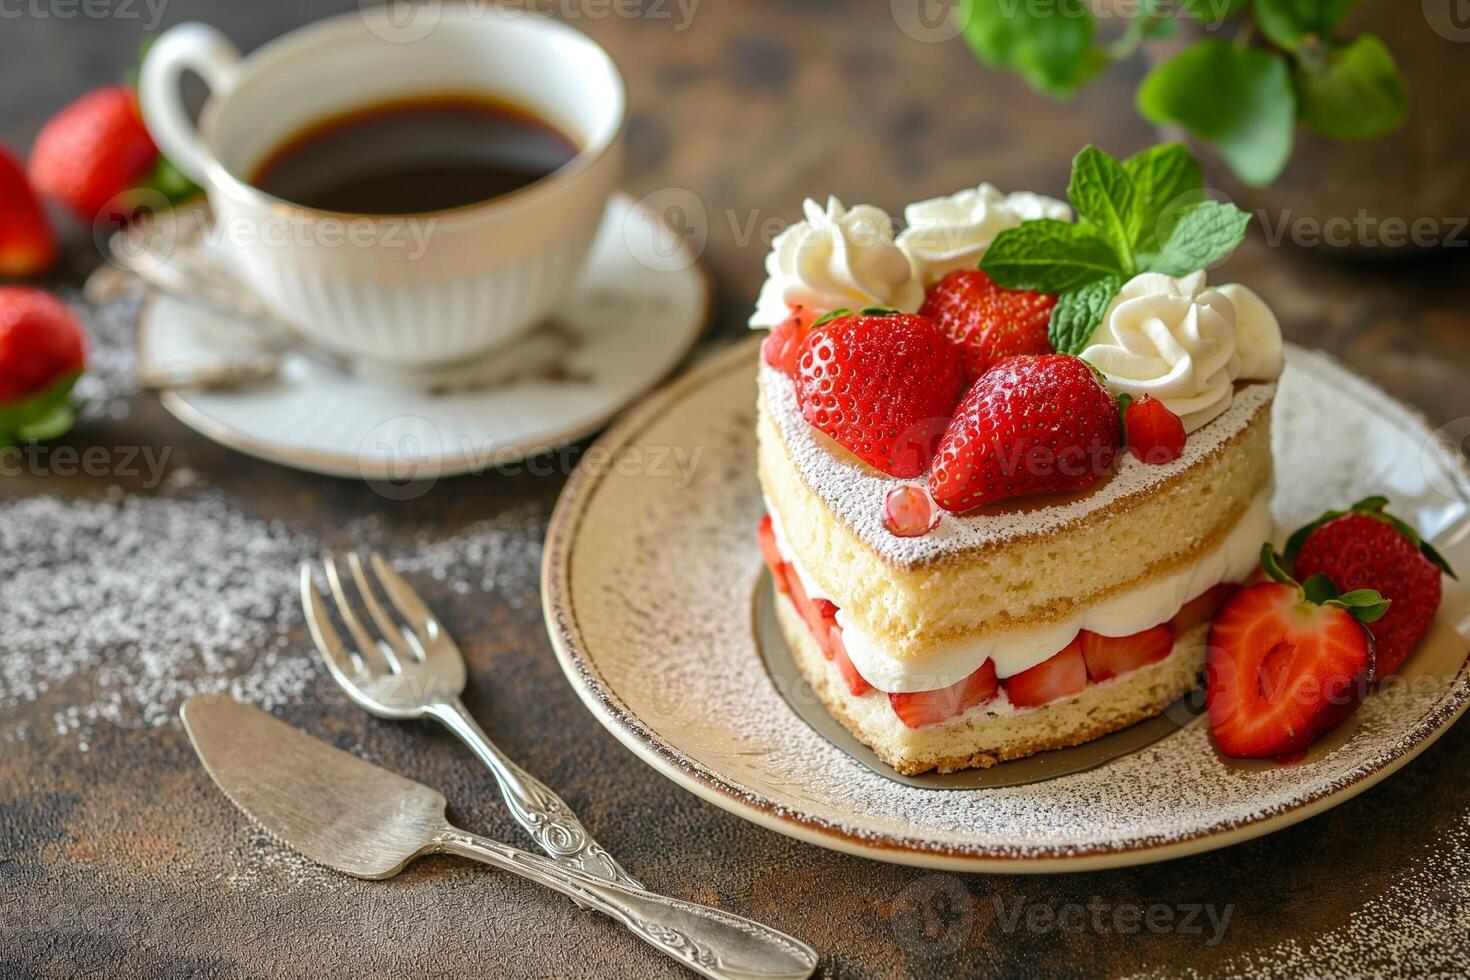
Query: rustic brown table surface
5 2 1470 978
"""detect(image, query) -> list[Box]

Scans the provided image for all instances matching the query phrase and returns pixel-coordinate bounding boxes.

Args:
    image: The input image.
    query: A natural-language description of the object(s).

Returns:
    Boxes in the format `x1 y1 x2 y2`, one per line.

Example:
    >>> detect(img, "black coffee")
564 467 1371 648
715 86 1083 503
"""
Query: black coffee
250 95 580 214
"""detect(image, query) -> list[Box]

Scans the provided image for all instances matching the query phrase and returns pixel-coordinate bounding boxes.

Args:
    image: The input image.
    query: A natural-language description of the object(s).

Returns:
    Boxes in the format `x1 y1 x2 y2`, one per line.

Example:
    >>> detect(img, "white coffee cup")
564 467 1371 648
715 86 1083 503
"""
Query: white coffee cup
139 6 625 369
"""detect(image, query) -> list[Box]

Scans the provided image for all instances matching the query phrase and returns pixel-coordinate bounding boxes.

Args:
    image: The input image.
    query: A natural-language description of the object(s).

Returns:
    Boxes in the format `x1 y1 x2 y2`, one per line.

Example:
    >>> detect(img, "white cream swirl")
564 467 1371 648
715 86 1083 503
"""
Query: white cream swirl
748 197 922 330
897 183 1073 286
1080 272 1284 433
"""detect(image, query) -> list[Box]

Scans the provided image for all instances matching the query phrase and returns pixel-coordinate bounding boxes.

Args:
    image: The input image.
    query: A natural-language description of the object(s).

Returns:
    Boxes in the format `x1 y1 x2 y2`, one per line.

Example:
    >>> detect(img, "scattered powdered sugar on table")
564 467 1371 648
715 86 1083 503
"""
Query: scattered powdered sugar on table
0 482 546 749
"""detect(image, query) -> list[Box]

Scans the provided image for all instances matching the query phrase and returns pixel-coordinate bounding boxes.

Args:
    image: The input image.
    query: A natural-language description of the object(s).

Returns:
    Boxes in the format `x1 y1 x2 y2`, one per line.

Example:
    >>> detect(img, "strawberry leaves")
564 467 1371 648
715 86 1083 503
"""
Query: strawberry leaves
0 370 80 447
1285 495 1458 580
1260 541 1391 624
981 143 1250 356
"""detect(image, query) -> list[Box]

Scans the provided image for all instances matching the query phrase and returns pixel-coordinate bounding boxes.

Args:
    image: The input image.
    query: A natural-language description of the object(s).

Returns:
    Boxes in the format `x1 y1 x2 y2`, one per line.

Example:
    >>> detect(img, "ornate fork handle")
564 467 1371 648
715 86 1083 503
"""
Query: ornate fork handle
426 698 641 888
434 828 818 980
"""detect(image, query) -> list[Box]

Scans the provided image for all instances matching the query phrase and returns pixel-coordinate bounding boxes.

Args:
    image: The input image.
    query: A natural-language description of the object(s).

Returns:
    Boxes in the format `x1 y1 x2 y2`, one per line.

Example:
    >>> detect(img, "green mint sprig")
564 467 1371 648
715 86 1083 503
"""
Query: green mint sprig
980 143 1250 356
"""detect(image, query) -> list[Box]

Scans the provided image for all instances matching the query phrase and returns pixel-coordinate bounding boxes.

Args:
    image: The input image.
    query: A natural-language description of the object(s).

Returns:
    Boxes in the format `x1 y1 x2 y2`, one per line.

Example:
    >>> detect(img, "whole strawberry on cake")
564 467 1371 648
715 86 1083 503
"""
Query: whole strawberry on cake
751 144 1288 775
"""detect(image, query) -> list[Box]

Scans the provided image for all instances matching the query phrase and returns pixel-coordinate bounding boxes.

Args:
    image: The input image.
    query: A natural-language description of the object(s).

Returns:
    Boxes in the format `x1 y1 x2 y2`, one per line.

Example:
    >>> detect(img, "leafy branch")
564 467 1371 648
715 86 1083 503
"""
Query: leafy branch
956 0 1406 186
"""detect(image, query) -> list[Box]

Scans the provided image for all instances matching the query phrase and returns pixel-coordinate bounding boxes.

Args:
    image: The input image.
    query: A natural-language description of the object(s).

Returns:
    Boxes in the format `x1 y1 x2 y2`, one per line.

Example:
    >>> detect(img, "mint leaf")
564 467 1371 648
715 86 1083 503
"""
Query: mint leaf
1123 144 1204 256
981 220 1126 293
1067 146 1139 271
1137 40 1296 187
1050 276 1123 355
958 0 1106 98
1254 0 1357 50
1296 34 1406 141
1142 201 1251 276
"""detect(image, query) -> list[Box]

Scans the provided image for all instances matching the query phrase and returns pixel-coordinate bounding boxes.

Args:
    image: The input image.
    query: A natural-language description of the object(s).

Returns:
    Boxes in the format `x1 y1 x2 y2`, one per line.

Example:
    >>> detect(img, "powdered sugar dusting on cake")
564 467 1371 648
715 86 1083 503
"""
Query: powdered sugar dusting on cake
761 363 1276 568
549 340 1470 871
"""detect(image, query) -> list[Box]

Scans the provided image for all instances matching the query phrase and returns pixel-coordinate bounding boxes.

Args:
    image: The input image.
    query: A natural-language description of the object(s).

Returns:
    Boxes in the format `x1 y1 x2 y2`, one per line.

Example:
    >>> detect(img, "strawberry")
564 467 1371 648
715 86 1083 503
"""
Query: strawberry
917 269 1055 380
1168 584 1239 637
29 86 157 223
1287 496 1453 677
0 288 86 444
1124 394 1186 465
795 310 967 478
1207 546 1387 759
0 147 57 278
928 354 1121 513
888 660 999 729
762 305 817 377
756 515 790 595
1004 639 1088 707
1079 626 1174 683
829 629 872 697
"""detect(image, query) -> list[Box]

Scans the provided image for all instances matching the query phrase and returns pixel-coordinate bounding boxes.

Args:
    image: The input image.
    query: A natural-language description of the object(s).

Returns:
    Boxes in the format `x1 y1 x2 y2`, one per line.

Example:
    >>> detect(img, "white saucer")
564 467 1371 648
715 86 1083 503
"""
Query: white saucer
137 193 710 479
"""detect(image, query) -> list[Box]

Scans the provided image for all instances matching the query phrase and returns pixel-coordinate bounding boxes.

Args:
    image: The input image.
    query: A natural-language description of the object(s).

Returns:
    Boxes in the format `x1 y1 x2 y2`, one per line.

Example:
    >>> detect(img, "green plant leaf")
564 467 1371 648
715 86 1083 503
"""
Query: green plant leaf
1141 200 1251 275
1122 143 1205 255
980 220 1126 293
1178 0 1251 25
1295 33 1406 141
1050 276 1124 355
1067 146 1140 271
0 370 81 446
958 0 1106 98
1254 0 1358 50
1137 40 1296 187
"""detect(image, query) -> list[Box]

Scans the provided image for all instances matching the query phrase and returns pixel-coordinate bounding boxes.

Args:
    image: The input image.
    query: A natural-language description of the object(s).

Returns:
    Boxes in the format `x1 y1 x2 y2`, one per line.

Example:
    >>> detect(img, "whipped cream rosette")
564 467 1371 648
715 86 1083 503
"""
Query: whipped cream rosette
897 184 1072 286
1080 271 1284 432
748 197 921 330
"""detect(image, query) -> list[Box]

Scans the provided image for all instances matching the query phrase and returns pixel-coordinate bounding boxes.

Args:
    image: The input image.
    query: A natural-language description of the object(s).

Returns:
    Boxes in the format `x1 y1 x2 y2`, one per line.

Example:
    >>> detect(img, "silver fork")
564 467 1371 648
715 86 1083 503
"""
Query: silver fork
300 552 640 890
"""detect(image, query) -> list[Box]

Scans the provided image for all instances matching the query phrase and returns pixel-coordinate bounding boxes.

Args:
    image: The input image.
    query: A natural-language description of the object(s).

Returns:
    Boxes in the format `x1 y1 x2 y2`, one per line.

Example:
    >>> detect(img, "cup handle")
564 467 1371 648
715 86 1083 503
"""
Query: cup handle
138 23 243 186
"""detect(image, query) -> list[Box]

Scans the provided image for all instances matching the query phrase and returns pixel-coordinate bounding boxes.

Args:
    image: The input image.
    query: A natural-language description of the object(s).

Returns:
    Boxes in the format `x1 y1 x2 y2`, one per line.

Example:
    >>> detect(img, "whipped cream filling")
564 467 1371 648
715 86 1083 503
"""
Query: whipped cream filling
768 490 1274 693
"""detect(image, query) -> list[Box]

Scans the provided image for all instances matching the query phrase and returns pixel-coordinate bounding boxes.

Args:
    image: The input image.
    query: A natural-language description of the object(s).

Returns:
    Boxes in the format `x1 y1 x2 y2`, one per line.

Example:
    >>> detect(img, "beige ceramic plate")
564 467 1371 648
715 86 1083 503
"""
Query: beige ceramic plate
543 338 1470 872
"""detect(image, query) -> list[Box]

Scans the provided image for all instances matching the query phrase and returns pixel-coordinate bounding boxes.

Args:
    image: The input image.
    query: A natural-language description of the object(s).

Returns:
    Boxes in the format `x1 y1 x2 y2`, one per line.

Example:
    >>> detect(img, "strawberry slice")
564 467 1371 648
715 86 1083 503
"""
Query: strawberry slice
888 660 999 729
1079 626 1174 683
1207 557 1385 759
756 515 787 594
1004 638 1088 707
1169 584 1239 637
829 628 872 697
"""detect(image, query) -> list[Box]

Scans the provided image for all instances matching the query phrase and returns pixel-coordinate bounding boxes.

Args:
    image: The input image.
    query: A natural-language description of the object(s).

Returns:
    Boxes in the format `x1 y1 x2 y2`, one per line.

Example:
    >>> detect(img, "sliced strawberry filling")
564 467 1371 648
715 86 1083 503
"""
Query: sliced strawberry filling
757 517 1238 728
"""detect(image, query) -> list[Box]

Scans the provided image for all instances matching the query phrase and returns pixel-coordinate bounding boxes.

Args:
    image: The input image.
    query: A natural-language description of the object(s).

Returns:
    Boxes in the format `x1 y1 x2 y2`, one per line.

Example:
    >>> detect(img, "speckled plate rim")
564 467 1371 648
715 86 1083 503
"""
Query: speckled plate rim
542 337 1470 873
142 192 713 479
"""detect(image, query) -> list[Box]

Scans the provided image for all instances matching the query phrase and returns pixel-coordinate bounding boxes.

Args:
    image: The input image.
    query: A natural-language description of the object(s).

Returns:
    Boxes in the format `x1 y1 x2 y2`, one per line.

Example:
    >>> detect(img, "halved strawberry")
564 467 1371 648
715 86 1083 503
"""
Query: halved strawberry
1207 548 1386 759
917 269 1055 381
795 310 967 478
1079 626 1174 683
888 660 999 729
1287 496 1453 677
762 305 817 376
1004 639 1088 708
829 628 872 697
1169 584 1239 637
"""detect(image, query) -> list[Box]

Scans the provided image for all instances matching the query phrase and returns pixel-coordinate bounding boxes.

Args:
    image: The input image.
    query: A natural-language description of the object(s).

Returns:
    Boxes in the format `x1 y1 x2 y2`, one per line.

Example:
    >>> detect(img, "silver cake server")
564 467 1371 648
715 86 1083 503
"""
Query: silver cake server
180 695 818 980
